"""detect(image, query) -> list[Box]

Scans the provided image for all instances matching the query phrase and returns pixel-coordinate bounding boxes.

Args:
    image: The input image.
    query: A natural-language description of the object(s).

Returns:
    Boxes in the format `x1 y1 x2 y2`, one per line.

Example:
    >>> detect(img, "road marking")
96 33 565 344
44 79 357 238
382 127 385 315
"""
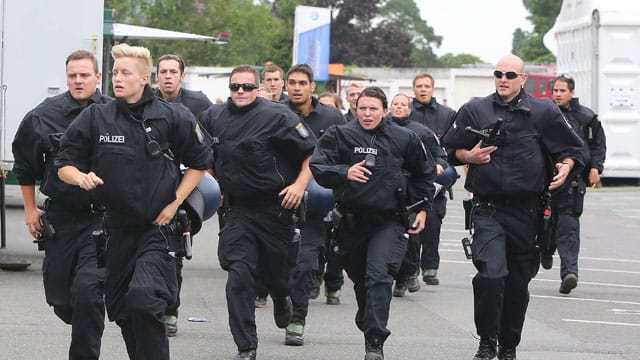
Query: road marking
610 309 640 315
561 319 640 327
580 267 640 275
580 256 640 264
532 294 640 306
532 278 640 289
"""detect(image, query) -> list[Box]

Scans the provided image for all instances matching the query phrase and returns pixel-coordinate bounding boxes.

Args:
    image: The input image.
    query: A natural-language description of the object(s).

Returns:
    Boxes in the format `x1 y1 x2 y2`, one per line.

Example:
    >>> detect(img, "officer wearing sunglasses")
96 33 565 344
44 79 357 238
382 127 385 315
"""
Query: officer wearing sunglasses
443 54 584 360
198 64 317 360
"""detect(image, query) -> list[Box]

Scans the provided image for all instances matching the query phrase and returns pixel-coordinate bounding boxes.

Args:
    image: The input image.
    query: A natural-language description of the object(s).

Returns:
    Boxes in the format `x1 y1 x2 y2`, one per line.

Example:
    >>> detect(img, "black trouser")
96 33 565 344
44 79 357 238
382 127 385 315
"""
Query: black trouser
104 223 178 360
321 242 345 292
165 258 183 317
470 197 540 348
549 179 586 278
396 193 446 281
338 215 407 347
44 207 105 360
218 204 294 351
290 214 324 321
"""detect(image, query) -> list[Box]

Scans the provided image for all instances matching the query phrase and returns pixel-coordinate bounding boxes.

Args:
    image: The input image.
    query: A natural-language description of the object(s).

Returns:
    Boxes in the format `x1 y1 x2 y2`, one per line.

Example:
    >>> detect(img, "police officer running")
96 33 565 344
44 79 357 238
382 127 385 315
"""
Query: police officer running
408 73 456 285
155 53 213 118
282 63 345 346
387 93 449 297
56 43 213 360
442 54 584 360
154 53 213 337
12 49 111 360
310 87 436 360
198 64 316 360
543 74 606 294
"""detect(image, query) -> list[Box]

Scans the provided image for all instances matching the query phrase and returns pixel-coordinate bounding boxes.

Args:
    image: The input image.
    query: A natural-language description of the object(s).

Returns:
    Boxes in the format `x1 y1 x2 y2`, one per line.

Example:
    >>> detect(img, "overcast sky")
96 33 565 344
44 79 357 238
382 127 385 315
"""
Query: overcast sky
415 0 533 65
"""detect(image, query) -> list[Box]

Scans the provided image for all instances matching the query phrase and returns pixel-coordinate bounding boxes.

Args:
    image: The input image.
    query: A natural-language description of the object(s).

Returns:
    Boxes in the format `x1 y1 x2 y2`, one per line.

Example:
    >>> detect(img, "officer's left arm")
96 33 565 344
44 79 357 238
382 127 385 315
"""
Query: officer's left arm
154 168 206 226
588 114 607 185
279 156 312 210
309 126 350 189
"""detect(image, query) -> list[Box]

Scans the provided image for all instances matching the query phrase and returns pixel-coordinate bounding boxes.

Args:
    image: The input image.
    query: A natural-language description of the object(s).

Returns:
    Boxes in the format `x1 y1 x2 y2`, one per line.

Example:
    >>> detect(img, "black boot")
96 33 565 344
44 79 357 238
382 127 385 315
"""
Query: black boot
497 346 516 360
473 337 497 360
272 297 292 328
364 341 384 360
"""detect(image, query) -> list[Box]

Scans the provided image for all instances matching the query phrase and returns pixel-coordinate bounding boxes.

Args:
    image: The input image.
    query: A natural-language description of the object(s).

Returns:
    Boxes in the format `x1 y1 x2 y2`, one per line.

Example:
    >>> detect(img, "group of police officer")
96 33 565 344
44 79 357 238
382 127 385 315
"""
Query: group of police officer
12 44 605 360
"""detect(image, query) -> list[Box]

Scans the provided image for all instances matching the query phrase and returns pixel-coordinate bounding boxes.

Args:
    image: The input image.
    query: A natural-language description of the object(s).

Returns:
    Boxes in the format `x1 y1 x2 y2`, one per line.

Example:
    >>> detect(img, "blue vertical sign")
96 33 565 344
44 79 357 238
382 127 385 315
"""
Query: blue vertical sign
293 6 331 81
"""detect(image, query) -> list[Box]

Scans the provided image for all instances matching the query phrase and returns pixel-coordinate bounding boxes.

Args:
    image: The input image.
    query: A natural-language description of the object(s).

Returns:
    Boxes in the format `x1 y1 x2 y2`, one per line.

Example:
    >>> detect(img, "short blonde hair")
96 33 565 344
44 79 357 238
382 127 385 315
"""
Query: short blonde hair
111 43 153 75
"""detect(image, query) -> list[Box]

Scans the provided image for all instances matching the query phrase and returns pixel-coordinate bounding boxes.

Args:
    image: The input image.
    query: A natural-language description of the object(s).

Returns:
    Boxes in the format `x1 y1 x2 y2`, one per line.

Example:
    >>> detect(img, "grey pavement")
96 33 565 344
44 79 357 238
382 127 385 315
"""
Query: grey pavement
1 182 639 359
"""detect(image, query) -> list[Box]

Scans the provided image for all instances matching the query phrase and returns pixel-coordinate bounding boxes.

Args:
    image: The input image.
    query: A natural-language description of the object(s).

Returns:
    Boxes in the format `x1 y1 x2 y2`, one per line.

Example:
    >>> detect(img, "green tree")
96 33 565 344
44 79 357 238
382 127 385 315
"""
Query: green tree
438 53 484 68
513 0 562 63
379 0 442 67
105 0 290 67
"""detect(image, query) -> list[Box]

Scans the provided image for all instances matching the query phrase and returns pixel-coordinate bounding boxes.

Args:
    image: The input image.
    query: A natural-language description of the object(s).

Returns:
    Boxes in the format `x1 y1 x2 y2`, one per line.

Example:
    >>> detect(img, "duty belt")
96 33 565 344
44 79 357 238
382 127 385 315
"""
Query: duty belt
44 198 104 213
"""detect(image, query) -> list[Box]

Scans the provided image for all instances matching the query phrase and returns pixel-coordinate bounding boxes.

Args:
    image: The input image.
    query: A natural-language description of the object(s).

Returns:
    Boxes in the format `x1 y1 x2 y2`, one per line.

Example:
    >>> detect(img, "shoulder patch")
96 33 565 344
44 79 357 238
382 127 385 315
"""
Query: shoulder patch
195 122 205 144
295 122 310 138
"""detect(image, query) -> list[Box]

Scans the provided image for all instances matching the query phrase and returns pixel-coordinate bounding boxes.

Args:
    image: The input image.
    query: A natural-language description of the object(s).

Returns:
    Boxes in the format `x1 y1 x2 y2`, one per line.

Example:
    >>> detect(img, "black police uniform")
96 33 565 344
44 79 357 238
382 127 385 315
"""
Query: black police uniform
549 97 606 280
344 110 357 123
198 97 316 353
442 90 583 350
154 87 213 117
310 119 436 351
282 97 345 325
408 97 456 278
153 86 213 324
55 85 213 360
12 90 111 360
389 115 449 287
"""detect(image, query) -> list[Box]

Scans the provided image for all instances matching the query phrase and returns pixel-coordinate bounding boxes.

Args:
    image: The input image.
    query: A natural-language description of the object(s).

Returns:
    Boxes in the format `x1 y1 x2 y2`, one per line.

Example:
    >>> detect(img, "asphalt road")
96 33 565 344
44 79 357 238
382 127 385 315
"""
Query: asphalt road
1 184 639 359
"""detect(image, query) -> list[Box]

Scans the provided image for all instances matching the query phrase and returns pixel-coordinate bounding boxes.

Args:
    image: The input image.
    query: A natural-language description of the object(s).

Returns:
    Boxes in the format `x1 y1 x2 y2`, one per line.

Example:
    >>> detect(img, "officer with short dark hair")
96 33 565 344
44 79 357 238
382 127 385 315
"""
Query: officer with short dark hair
311 86 436 360
12 49 111 360
155 53 213 117
408 73 456 285
56 43 213 360
443 54 584 360
282 63 345 346
543 74 606 294
154 52 214 337
199 64 316 360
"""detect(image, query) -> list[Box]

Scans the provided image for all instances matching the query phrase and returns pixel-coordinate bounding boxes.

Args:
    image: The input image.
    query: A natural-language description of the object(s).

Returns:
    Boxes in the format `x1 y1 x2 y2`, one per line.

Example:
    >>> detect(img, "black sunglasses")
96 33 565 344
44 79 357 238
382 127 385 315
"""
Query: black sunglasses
493 70 522 80
228 83 258 92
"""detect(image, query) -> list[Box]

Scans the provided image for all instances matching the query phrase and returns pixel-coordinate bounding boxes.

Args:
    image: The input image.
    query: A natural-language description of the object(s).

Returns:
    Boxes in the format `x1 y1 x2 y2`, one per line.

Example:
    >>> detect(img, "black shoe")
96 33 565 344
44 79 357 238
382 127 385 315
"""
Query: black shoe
364 342 384 360
284 320 304 346
473 337 497 360
325 289 341 305
393 281 407 297
559 273 578 294
407 275 421 293
422 269 440 285
497 346 516 360
540 253 553 270
255 296 267 308
273 297 292 328
309 286 320 300
233 349 256 360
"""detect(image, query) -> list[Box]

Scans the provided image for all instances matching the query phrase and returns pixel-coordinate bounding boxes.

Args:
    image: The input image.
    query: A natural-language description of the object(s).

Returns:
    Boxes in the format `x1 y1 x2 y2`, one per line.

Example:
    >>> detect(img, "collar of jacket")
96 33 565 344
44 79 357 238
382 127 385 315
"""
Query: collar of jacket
63 89 105 117
390 115 410 127
413 97 437 110
115 84 156 119
226 95 261 114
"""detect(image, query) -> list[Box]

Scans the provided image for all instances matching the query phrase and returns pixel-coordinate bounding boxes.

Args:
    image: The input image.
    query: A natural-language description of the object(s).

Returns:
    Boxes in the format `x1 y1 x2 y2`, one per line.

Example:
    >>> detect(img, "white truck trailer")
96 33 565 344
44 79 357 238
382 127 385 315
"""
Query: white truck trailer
546 0 640 178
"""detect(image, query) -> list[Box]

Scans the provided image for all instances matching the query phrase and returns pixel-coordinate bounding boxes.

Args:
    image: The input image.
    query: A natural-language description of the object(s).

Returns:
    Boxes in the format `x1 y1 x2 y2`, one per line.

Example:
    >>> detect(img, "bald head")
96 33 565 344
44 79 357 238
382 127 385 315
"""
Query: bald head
494 54 527 103
496 54 525 73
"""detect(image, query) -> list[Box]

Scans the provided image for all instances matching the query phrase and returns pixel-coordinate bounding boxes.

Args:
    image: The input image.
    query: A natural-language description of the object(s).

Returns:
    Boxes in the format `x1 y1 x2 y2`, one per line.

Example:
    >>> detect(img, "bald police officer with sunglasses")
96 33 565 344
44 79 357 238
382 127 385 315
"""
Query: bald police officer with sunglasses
443 54 583 360
198 64 316 360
